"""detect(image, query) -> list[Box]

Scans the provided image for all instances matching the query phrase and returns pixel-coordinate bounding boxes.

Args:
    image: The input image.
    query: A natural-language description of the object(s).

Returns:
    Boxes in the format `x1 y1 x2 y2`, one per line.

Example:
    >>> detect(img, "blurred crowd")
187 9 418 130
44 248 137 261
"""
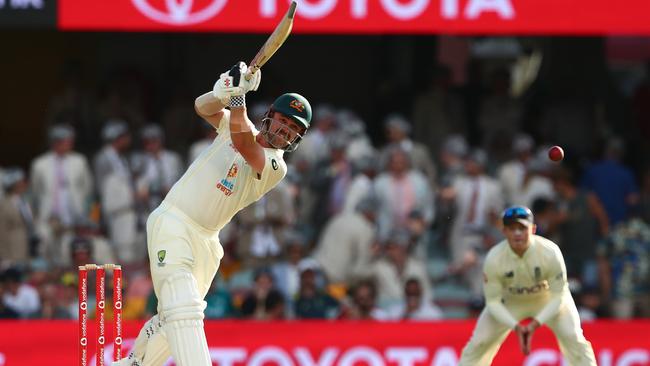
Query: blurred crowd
1 64 650 323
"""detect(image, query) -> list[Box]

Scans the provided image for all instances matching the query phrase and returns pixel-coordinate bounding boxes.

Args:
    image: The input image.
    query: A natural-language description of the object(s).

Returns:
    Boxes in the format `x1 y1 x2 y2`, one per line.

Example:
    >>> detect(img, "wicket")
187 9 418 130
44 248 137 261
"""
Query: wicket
78 264 123 366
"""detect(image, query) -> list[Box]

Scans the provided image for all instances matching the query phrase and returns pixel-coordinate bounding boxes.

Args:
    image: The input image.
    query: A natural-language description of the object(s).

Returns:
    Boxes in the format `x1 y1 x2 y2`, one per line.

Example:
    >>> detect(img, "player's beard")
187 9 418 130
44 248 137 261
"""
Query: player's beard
261 118 302 151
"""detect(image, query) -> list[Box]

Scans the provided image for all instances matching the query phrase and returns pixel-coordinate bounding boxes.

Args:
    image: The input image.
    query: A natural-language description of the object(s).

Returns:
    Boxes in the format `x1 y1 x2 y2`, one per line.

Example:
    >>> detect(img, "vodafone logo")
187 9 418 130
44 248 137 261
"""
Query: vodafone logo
131 0 229 25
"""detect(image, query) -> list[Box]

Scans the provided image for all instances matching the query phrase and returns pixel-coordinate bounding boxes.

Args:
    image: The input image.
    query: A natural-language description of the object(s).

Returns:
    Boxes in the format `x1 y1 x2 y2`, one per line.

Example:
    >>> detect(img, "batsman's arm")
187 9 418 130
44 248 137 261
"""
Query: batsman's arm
195 91 227 129
483 258 519 329
229 106 266 175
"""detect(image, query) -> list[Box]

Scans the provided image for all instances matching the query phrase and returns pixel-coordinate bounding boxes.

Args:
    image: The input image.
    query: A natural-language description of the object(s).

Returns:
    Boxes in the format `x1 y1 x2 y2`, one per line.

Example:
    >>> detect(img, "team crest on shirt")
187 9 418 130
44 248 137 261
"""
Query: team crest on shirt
217 163 237 196
157 250 166 267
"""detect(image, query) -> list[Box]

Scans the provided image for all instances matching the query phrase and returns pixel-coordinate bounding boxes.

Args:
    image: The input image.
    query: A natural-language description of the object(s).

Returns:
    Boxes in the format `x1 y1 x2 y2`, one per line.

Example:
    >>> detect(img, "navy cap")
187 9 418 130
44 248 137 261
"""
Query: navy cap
502 206 534 227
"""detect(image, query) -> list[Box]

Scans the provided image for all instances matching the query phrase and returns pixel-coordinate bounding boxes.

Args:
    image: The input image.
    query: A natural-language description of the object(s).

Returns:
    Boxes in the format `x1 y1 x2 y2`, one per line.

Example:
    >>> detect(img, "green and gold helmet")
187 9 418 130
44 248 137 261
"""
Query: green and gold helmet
270 93 311 130
261 93 312 152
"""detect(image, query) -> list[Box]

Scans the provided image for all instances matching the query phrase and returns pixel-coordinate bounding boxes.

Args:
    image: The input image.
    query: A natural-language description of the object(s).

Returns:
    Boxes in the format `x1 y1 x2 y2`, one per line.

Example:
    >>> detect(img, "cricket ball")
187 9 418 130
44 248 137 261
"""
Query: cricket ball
548 145 564 162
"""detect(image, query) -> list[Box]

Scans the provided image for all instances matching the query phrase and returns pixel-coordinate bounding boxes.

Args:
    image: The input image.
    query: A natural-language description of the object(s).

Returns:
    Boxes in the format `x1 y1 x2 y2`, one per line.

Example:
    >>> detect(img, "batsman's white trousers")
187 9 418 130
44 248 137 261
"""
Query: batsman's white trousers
459 294 597 366
147 201 224 302
146 201 224 365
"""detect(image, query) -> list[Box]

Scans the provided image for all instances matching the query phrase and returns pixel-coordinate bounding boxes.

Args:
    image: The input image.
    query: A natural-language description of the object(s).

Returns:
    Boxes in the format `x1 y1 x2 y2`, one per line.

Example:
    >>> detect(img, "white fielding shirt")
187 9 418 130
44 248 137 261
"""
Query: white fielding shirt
165 110 287 231
483 234 568 329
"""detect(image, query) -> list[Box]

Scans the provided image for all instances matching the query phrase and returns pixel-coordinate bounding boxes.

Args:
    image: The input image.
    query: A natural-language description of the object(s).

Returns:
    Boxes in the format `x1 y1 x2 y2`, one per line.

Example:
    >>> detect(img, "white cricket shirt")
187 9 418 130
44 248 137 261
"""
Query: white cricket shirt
165 111 287 231
482 234 569 328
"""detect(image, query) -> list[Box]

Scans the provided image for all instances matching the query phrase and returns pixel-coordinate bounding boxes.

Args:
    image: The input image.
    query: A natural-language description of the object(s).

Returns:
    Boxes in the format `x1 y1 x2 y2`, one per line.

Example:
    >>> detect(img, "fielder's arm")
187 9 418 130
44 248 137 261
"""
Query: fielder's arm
483 258 519 329
532 247 567 324
195 92 226 129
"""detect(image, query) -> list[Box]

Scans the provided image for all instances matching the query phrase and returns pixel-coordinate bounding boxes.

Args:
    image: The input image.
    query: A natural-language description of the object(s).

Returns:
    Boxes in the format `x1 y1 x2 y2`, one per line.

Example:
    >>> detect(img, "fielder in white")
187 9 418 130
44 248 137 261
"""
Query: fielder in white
113 62 312 366
458 205 597 365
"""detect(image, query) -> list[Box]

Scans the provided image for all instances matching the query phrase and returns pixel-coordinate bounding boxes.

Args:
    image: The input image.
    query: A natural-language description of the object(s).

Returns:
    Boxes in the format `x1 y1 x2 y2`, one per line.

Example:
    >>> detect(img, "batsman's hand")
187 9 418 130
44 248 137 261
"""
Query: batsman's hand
212 61 261 103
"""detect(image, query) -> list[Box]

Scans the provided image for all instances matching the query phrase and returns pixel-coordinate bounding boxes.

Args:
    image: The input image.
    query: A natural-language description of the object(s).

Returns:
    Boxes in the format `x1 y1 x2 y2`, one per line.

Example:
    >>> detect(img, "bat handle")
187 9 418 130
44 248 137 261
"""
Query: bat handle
245 66 259 81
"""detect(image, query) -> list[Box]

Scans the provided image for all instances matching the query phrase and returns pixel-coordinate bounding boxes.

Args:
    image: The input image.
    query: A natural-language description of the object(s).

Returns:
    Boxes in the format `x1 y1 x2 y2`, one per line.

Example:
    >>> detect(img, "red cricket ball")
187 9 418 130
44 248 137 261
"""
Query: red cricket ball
548 145 564 162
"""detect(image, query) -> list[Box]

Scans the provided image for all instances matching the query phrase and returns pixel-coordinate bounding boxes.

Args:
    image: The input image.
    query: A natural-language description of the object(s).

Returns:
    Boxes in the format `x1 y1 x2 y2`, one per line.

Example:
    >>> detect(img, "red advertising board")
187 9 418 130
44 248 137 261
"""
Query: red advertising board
0 320 648 365
58 0 650 35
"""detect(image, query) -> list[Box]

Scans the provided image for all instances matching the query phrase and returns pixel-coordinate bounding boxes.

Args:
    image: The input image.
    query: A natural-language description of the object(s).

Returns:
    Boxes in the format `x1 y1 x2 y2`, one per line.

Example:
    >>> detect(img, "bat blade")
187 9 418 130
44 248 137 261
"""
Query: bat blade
245 1 297 81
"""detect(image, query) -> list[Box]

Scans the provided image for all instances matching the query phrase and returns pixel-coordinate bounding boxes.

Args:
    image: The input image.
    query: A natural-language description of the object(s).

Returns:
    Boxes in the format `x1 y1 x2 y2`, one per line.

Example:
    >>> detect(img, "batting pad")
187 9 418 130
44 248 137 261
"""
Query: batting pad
159 271 211 366
113 314 172 366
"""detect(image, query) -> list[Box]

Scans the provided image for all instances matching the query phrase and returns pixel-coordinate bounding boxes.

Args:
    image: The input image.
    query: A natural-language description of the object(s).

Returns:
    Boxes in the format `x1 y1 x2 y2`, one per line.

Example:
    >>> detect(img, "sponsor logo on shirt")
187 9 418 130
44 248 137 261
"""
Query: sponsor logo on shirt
507 280 549 295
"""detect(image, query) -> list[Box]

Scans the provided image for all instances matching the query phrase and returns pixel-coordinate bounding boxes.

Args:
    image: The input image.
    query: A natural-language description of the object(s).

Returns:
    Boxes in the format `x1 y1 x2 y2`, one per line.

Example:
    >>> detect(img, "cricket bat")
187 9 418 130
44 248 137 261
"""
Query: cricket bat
245 1 297 81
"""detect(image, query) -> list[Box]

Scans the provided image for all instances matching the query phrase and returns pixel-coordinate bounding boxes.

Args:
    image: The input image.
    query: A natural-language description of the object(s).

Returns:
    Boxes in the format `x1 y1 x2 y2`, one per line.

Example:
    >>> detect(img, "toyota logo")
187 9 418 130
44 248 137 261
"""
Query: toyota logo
132 0 229 25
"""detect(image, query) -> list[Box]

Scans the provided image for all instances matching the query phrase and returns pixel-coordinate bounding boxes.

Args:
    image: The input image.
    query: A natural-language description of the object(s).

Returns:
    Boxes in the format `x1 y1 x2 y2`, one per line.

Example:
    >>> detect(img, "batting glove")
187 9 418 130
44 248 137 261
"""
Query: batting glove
212 62 261 103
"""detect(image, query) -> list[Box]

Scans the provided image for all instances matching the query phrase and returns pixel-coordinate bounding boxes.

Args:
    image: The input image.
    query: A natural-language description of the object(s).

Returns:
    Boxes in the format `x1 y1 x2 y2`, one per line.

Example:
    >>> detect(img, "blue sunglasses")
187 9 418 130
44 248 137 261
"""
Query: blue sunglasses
502 206 533 225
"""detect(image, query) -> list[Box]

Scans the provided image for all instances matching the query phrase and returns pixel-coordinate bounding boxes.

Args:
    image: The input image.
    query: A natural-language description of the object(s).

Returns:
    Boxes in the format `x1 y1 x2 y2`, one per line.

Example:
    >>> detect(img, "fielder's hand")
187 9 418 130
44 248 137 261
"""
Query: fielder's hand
514 324 530 355
523 319 540 355
212 62 261 103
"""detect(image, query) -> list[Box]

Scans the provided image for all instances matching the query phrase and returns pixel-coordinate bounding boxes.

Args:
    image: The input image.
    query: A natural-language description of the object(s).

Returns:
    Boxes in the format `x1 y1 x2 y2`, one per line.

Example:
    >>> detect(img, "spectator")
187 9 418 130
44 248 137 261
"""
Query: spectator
530 197 560 241
314 196 378 285
342 156 378 214
0 271 19 319
581 137 640 226
264 290 286 320
338 111 375 165
310 137 354 231
576 285 605 322
271 230 308 308
0 168 34 265
379 114 437 187
294 259 339 319
292 104 337 167
94 120 139 264
240 268 283 320
374 146 434 240
1 268 40 318
30 124 93 259
437 135 468 187
444 149 503 295
553 167 609 286
387 278 443 320
369 228 433 308
435 135 469 250
133 124 183 213
121 263 153 320
342 279 389 320
236 177 295 269
59 217 116 268
597 209 650 318
498 133 554 207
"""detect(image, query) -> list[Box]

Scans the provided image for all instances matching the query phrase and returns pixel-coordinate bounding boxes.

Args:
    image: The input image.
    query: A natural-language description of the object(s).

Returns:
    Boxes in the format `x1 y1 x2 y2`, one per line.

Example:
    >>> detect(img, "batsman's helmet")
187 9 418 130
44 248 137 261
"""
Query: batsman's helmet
270 93 311 129
262 93 312 152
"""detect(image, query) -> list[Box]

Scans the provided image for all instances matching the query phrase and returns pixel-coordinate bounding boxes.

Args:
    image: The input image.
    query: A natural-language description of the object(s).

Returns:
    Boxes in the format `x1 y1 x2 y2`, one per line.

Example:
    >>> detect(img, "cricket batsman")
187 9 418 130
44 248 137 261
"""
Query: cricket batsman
113 61 311 365
458 205 597 365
